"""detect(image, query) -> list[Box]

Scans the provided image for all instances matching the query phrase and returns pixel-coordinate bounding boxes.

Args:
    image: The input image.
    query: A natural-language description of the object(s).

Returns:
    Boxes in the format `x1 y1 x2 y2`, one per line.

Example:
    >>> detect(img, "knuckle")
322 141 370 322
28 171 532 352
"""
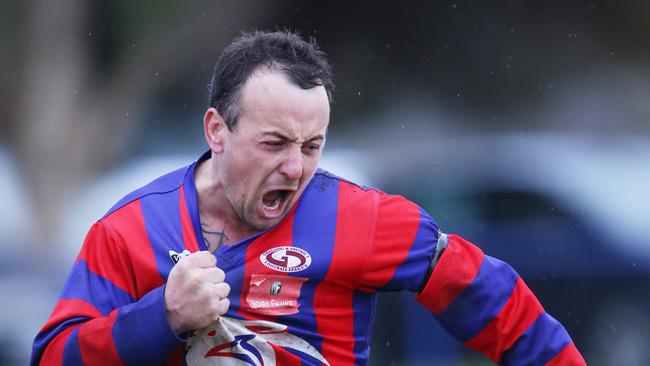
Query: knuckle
188 271 203 288
215 269 226 282
221 282 231 297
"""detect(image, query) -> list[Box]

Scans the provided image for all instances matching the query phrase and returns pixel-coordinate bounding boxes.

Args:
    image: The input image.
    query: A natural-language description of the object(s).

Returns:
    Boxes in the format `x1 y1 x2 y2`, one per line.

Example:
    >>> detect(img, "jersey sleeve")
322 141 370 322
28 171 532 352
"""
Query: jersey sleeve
31 221 183 366
358 192 439 292
416 234 586 365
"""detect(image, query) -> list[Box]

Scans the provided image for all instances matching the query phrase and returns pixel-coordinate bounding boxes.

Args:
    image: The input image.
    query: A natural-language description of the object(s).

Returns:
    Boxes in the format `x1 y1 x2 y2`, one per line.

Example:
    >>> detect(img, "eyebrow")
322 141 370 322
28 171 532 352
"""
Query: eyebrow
261 131 325 143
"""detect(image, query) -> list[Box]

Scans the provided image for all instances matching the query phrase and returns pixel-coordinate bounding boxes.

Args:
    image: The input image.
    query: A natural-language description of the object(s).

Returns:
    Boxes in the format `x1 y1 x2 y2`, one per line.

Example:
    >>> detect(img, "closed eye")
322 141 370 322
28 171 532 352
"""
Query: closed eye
302 144 321 153
262 141 286 149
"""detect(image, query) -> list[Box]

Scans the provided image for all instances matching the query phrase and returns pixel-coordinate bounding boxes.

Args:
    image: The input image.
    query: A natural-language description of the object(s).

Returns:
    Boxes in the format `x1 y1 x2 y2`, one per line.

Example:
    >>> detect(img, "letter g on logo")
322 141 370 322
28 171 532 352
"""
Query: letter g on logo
260 246 312 272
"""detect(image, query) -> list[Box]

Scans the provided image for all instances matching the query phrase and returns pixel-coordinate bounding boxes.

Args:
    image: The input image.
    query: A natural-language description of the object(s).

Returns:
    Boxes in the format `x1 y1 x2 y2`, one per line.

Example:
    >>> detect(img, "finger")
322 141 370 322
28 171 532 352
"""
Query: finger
187 251 217 268
213 298 230 318
203 267 226 284
212 282 231 299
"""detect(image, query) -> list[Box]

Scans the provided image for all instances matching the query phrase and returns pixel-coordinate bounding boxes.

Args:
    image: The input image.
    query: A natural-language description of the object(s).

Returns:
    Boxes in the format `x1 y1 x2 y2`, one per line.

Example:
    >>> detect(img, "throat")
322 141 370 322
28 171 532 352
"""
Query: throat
199 215 258 251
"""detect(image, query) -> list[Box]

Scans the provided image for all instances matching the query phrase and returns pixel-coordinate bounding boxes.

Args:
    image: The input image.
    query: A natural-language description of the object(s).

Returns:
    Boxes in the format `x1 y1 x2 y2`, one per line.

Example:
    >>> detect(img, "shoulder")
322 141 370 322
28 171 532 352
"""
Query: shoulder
101 163 192 220
310 168 422 217
310 167 381 203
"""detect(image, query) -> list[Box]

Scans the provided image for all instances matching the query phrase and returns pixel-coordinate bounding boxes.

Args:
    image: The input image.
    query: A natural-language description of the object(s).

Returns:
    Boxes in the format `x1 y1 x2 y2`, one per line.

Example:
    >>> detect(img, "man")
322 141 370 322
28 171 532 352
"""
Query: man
32 30 586 365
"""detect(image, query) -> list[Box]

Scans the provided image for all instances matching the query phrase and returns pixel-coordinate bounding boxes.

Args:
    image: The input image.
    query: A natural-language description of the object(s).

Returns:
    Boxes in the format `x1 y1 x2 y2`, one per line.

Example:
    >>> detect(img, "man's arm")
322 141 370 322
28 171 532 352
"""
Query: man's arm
416 234 586 365
361 192 586 365
31 221 185 365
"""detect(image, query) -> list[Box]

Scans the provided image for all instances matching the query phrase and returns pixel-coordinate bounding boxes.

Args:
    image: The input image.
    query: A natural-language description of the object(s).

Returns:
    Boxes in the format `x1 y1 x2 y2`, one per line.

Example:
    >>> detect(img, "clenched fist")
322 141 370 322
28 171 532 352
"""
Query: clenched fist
164 251 230 335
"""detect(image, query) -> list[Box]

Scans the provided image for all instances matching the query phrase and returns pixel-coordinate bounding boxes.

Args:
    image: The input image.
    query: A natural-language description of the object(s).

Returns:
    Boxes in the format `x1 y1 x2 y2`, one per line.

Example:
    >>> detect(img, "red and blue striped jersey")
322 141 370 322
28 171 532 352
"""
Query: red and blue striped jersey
32 152 586 365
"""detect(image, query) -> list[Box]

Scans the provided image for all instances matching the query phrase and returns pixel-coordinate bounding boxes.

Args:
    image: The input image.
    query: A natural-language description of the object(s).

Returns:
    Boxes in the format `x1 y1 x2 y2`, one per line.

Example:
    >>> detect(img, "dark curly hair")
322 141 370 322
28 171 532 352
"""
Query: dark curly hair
207 30 335 130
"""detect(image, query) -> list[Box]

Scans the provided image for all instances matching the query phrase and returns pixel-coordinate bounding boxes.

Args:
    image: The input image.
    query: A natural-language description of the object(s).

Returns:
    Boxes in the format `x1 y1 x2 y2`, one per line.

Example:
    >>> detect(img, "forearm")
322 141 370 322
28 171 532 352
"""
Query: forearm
33 286 183 365
417 234 586 365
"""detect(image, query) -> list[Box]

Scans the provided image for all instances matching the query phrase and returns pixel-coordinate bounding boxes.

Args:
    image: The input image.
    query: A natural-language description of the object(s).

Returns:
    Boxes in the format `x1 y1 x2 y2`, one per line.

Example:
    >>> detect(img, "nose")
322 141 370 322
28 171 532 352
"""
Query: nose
278 145 303 181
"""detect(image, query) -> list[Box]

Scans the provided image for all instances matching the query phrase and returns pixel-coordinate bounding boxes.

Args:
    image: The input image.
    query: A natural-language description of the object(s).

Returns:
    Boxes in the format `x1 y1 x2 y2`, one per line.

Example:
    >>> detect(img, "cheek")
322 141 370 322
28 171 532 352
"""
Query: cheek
227 149 272 192
304 153 321 174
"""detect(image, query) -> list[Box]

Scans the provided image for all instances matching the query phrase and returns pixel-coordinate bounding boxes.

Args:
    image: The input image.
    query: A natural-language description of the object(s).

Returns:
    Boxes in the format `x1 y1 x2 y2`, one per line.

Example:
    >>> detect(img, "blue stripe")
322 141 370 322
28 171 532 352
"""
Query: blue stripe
216 233 257 321
183 154 209 251
436 255 519 342
220 247 247 321
31 317 87 366
382 207 439 292
103 165 187 218
62 326 84 366
112 286 184 364
501 312 572 366
285 172 340 360
140 187 186 281
352 290 376 366
60 260 135 316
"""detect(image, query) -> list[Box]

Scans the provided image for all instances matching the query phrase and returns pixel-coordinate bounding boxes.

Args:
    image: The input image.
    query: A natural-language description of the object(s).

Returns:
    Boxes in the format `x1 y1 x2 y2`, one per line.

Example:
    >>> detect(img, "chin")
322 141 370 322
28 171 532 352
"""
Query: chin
250 211 290 232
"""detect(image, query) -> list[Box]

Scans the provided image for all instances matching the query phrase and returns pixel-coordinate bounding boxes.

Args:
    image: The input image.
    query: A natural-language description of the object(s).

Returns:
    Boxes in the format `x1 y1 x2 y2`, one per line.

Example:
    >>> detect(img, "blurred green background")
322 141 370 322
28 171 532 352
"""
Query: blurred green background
1 1 649 365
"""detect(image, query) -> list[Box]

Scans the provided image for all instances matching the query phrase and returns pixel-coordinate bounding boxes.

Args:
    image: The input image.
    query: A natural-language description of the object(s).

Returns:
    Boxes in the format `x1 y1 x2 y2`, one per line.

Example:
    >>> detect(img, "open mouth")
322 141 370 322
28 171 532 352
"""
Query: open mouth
262 189 290 212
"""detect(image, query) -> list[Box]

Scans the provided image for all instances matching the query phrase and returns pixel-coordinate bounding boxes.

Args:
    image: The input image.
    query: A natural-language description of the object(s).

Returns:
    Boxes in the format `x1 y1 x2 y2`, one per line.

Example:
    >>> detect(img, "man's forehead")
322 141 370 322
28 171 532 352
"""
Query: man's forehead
235 68 330 138
239 68 329 110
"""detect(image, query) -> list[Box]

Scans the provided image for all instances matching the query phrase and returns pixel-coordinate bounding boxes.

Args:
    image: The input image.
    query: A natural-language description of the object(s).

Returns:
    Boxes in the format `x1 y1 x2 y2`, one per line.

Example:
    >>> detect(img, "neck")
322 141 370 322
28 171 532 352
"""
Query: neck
194 158 256 249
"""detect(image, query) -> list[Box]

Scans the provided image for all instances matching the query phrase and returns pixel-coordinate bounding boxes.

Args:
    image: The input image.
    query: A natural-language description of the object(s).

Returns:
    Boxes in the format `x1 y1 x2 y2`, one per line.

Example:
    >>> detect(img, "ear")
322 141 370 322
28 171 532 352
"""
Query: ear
203 107 227 154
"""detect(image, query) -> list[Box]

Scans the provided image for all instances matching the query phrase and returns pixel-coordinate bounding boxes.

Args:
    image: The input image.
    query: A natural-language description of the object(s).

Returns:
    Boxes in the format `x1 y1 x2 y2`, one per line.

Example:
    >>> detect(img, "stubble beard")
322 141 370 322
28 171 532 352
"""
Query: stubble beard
224 185 272 233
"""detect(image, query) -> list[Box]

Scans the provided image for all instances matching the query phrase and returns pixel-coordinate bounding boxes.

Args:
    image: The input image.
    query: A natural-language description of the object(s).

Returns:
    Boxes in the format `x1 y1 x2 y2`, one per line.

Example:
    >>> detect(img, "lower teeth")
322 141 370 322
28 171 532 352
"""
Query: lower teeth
264 198 281 210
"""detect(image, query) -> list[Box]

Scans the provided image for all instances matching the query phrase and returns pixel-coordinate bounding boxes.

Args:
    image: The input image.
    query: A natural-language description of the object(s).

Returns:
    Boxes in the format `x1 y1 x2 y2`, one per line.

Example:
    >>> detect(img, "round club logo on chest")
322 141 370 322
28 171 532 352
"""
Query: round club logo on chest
260 246 312 272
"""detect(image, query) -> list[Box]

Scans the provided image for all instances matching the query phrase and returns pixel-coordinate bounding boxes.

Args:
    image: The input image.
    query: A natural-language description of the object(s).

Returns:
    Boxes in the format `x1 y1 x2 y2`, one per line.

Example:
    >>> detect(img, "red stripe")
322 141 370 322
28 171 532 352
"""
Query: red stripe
546 342 587 366
270 343 302 366
313 182 376 366
40 325 79 366
164 346 185 366
237 207 296 322
416 234 484 315
41 299 102 334
78 309 125 365
359 193 420 290
179 186 201 253
464 278 544 363
102 201 165 297
78 222 137 298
